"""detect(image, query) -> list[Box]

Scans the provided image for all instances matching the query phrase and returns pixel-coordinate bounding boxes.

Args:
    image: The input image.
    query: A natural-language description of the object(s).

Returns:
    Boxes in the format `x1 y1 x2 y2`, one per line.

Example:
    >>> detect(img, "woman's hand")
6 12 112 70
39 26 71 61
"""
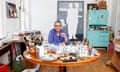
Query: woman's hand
60 33 66 38
60 33 68 43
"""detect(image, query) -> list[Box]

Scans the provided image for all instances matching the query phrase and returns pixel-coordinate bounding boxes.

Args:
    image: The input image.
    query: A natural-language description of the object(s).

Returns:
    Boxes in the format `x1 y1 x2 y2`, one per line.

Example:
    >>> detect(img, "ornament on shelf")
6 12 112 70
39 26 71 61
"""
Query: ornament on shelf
97 0 107 9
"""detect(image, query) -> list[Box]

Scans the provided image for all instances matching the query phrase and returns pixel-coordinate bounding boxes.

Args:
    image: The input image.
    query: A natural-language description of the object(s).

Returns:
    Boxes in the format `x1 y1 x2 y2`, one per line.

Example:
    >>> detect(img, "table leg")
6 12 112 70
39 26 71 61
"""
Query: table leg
59 66 66 72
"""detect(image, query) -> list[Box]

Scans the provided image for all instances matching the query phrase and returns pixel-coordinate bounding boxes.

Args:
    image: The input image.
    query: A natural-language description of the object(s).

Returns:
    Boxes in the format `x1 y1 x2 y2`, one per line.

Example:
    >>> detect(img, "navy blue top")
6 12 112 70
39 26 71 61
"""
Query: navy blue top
48 29 70 45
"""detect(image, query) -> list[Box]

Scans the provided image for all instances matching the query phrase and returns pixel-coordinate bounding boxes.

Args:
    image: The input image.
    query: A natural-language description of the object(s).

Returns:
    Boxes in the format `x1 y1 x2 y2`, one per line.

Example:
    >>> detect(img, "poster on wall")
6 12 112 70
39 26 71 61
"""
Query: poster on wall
6 2 18 18
57 1 84 40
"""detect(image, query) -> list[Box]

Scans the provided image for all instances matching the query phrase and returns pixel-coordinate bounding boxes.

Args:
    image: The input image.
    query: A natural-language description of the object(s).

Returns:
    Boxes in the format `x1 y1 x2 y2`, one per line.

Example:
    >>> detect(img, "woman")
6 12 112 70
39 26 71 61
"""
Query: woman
48 20 70 72
48 20 70 46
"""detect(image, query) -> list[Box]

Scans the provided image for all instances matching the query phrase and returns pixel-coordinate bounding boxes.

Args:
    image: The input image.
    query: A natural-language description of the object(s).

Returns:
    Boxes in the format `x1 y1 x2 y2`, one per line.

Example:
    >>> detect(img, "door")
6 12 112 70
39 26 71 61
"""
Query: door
88 10 98 25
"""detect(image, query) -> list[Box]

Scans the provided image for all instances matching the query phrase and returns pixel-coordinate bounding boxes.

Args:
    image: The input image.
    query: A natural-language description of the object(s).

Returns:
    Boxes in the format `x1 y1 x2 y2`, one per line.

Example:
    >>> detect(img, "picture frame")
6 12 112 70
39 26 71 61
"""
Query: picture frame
57 1 84 35
6 2 18 18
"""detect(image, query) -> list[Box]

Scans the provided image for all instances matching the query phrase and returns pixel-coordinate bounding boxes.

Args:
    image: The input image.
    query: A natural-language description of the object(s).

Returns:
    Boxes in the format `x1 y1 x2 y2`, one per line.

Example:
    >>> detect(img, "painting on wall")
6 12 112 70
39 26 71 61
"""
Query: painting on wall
6 2 18 18
57 1 84 40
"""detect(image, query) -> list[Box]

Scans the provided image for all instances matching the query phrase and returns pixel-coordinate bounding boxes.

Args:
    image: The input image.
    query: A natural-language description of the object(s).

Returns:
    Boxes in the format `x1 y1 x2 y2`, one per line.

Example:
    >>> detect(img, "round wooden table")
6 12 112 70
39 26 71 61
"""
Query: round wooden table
23 50 100 72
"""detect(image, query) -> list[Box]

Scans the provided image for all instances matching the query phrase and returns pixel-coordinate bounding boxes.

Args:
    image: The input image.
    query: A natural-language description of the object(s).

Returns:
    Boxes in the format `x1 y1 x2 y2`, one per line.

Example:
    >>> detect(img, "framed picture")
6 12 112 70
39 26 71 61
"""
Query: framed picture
57 1 84 39
6 2 18 18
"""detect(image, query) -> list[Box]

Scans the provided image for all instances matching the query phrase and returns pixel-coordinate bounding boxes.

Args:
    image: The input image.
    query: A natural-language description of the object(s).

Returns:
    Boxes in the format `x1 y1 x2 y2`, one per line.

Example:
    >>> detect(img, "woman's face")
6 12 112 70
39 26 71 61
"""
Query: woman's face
54 22 62 32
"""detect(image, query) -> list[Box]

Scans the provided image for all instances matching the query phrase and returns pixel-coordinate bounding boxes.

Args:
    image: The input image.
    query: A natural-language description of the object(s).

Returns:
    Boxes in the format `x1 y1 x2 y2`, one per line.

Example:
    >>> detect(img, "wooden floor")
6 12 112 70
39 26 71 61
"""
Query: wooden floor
39 50 116 72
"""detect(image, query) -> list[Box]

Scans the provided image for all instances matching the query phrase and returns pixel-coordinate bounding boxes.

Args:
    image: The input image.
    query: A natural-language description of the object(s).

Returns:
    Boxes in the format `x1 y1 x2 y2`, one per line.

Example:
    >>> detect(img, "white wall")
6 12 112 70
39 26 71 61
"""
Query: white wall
20 0 31 31
114 0 120 38
30 0 57 35
106 0 112 26
0 0 116 38
0 0 21 37
111 0 117 31
117 0 120 30
0 0 4 38
30 0 114 38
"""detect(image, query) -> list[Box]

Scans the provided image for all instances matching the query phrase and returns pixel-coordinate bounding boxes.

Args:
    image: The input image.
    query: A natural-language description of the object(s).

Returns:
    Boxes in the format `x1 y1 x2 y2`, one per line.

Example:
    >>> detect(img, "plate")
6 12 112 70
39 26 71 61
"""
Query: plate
40 54 58 61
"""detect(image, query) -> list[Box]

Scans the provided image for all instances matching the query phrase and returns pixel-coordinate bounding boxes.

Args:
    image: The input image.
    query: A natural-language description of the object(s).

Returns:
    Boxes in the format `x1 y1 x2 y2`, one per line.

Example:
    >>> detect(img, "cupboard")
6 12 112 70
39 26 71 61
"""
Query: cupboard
87 10 109 50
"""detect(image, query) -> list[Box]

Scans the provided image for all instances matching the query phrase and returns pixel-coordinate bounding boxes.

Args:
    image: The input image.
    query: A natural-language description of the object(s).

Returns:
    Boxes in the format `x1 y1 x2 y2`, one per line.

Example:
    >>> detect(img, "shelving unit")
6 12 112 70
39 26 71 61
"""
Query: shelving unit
87 10 109 50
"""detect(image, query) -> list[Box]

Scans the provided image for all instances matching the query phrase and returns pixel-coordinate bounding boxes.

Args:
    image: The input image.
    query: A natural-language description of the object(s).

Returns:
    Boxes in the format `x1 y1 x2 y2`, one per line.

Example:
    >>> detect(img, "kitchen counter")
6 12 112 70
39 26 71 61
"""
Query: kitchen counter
0 43 11 56
0 39 26 56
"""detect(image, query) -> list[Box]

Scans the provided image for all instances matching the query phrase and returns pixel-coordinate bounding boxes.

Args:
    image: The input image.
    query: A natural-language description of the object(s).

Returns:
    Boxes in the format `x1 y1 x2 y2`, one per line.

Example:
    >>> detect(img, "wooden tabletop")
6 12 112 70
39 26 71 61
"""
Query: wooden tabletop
115 40 120 45
23 50 100 67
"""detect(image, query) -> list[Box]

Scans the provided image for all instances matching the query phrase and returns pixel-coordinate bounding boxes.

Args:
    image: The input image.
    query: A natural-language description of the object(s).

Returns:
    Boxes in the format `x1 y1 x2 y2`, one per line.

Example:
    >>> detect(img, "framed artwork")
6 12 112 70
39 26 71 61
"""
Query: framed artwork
6 2 18 18
57 1 84 39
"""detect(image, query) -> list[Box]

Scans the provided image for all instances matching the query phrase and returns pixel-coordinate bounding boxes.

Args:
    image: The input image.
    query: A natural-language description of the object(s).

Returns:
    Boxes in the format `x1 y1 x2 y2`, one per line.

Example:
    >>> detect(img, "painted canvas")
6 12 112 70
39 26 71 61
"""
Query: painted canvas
6 2 18 18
